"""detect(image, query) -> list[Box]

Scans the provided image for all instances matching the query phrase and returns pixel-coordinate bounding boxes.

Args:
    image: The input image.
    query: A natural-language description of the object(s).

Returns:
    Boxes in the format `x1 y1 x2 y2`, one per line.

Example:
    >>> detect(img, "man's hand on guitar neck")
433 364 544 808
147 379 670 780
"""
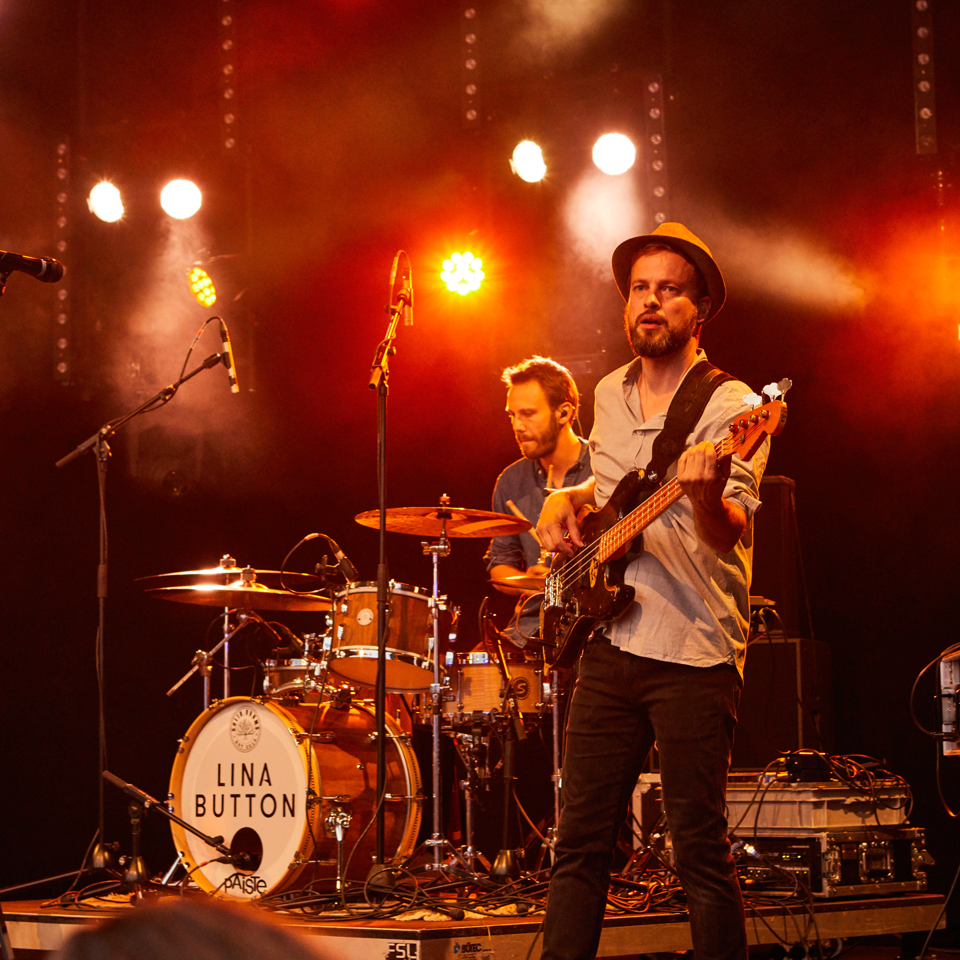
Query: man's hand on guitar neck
536 476 597 558
677 441 747 554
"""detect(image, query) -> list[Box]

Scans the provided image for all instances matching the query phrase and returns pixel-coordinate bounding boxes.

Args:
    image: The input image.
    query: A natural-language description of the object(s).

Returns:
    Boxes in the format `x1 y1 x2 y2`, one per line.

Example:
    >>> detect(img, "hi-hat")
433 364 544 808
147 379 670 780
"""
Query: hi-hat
355 506 530 539
145 583 332 612
137 566 323 591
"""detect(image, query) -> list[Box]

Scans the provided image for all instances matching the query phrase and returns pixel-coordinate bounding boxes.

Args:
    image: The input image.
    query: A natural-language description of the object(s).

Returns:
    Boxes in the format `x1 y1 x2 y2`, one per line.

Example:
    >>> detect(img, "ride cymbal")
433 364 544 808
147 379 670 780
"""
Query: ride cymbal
355 506 530 538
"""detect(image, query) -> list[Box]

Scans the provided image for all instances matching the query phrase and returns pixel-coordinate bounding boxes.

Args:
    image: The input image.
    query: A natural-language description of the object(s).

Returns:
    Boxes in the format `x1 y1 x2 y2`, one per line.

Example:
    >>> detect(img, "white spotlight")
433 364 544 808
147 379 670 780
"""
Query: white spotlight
592 133 636 176
160 179 203 219
511 141 547 183
87 182 124 222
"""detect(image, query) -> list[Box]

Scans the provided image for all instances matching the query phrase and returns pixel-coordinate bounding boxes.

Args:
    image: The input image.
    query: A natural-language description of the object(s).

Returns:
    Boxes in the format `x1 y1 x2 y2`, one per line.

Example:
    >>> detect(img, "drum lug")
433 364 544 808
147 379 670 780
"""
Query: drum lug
294 730 336 744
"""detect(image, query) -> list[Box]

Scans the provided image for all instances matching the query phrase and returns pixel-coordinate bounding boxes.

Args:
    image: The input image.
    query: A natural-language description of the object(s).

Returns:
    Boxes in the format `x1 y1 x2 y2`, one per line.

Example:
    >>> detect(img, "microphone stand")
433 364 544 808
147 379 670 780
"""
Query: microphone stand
55 352 230 876
366 255 409 887
101 771 247 875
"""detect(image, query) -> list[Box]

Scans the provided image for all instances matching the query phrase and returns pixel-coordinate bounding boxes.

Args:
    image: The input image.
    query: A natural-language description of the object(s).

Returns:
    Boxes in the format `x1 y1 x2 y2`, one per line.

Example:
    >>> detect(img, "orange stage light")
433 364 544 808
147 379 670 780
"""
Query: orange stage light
188 267 217 307
441 251 485 295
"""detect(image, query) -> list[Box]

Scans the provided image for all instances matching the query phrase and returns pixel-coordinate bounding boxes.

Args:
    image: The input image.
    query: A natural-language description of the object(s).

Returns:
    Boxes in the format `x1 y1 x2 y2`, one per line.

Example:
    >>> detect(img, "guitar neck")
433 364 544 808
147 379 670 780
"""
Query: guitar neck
597 477 684 562
597 433 742 563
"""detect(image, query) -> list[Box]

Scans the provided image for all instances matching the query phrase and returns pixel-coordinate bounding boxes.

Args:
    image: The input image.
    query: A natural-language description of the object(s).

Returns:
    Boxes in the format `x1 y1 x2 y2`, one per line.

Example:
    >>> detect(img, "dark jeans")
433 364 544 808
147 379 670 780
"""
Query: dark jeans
541 638 746 960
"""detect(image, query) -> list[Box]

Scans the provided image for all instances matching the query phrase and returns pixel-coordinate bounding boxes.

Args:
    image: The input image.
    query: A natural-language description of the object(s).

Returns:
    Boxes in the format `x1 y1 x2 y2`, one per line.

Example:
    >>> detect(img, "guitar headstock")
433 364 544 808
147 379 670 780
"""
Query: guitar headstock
724 378 791 461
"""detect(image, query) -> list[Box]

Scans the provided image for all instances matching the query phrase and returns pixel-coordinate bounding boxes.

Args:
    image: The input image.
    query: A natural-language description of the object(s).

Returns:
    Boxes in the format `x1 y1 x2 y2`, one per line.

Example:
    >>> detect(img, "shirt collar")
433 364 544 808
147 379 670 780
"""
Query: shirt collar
533 437 590 483
620 348 708 397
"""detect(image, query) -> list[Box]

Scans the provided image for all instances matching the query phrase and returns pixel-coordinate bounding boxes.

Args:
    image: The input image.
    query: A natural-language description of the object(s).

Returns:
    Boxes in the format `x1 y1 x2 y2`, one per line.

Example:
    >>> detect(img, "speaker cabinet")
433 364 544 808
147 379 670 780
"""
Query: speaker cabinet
752 476 811 639
733 636 835 769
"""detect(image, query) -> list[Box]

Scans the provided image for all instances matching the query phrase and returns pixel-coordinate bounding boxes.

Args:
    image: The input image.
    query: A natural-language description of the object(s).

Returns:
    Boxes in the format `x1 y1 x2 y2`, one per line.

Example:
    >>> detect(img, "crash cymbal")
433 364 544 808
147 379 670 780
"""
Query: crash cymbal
137 566 323 590
145 583 332 612
490 574 547 592
355 506 530 538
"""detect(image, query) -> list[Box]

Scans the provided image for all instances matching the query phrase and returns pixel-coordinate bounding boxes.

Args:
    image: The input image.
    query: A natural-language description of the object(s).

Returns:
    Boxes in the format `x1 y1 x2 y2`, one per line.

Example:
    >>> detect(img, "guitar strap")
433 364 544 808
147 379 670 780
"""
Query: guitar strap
645 359 736 483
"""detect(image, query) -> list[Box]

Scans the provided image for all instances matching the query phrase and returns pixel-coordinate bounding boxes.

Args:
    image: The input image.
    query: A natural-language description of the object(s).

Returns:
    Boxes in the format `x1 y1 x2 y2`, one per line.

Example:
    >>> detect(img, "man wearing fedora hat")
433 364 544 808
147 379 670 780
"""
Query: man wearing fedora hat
536 223 768 960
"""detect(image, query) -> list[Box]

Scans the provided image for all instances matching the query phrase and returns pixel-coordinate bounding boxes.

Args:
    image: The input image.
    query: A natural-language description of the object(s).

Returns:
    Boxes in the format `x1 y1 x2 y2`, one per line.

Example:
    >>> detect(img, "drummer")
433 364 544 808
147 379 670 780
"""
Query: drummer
485 357 593 647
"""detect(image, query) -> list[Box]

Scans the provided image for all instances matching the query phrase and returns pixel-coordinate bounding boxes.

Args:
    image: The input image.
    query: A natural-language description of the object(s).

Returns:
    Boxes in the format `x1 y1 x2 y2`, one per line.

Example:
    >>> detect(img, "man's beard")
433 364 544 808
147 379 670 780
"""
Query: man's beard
520 412 561 461
625 313 697 359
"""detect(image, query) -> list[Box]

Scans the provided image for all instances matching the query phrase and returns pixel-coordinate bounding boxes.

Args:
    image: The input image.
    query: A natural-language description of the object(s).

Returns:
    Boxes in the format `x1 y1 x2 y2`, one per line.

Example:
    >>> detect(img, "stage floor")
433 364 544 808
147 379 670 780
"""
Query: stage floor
3 893 946 960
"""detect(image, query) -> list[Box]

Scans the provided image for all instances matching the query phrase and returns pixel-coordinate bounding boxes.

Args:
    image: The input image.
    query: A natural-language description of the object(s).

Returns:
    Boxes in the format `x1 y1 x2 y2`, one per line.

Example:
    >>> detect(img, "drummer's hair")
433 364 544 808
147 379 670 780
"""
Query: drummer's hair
53 898 325 960
501 356 579 419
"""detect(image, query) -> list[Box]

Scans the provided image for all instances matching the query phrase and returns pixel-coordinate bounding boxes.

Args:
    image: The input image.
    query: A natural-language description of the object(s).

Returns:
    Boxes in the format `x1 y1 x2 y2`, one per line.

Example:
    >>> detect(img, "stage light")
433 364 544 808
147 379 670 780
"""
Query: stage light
592 133 636 176
160 179 202 219
188 267 217 307
441 252 484 295
511 141 546 183
87 182 124 223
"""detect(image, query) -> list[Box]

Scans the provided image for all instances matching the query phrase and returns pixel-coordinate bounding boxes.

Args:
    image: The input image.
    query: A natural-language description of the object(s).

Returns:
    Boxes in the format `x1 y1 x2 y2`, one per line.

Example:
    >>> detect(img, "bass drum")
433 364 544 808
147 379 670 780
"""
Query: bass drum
168 697 421 899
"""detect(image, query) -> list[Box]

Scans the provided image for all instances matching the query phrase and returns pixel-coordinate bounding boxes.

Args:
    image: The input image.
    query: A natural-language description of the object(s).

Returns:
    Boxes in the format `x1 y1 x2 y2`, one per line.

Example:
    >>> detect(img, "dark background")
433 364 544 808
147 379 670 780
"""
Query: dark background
2 0 959 931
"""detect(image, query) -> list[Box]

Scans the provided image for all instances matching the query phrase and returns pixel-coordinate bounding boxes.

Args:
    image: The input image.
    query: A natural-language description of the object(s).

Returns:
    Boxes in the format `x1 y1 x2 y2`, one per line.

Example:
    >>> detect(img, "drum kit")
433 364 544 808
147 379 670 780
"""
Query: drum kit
146 500 565 901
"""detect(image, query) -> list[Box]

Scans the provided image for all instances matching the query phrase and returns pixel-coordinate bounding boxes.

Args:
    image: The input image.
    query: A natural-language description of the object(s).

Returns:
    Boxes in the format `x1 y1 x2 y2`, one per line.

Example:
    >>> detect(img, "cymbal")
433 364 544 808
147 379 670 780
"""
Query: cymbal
137 566 323 590
355 507 530 539
491 575 547 592
145 583 332 612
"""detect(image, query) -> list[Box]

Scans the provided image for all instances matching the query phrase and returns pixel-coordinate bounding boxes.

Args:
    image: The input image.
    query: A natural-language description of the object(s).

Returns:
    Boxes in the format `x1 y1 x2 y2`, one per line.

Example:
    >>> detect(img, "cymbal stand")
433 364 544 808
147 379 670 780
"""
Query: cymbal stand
419 498 473 874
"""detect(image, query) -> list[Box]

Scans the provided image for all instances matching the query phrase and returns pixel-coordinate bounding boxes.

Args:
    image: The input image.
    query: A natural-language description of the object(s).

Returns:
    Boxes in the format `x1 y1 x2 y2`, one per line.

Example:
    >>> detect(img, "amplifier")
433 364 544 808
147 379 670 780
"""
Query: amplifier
734 827 932 898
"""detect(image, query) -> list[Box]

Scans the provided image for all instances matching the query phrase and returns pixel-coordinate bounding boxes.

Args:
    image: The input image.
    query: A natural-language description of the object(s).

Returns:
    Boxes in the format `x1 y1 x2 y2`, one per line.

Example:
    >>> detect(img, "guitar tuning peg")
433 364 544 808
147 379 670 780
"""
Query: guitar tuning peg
762 378 793 401
742 391 763 408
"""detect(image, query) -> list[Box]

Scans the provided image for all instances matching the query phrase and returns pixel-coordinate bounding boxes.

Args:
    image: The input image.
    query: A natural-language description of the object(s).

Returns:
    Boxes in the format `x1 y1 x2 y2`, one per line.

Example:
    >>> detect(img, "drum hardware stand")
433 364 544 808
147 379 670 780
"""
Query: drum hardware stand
122 799 151 896
56 348 233 877
167 612 252 708
455 731 492 872
326 808 353 891
398 506 478 881
413 505 479 879
548 667 563 861
490 691 527 882
423 508 452 872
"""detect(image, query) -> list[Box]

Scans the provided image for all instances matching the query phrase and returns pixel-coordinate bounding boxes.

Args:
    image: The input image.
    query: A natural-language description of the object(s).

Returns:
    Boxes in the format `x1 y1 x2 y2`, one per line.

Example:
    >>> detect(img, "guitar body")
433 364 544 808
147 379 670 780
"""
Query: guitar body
542 469 654 669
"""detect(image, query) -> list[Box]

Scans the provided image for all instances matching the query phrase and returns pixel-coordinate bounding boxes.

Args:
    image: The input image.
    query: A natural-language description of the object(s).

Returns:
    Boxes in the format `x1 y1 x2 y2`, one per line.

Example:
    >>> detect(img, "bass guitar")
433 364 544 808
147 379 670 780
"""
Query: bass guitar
540 380 791 669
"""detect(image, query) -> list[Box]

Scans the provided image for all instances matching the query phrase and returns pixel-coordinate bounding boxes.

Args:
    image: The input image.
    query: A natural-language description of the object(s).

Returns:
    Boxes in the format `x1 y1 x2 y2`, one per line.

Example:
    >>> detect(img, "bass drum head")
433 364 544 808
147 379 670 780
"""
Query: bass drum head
168 697 421 899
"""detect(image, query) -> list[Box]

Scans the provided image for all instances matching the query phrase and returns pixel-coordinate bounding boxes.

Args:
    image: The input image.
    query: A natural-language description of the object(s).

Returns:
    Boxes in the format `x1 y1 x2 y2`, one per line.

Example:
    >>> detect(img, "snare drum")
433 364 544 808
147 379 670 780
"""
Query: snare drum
262 659 325 698
329 581 440 692
442 651 543 719
168 697 421 899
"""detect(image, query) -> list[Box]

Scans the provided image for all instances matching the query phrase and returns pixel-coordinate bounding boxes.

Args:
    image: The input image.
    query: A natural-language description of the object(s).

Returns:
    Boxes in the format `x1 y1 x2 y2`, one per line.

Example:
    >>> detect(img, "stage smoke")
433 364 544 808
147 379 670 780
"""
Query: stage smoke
508 0 627 60
562 169 643 280
698 213 867 312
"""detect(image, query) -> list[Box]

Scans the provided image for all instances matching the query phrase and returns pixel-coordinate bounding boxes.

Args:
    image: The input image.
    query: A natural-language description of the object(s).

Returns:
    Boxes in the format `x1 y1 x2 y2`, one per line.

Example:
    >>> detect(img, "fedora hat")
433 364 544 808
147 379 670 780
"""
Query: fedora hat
612 222 726 321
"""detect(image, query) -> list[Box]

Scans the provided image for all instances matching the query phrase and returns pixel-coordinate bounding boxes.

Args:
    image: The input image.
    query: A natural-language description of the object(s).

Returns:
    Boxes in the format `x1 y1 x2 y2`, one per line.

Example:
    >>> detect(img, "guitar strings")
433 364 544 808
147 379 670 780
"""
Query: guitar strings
549 428 744 592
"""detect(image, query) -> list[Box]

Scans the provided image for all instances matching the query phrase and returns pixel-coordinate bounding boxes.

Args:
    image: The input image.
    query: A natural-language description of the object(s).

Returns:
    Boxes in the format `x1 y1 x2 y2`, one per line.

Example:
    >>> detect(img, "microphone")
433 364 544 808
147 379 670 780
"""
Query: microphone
388 250 412 325
388 250 401 295
0 250 65 283
212 850 257 870
218 319 240 394
399 259 413 327
325 536 359 582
